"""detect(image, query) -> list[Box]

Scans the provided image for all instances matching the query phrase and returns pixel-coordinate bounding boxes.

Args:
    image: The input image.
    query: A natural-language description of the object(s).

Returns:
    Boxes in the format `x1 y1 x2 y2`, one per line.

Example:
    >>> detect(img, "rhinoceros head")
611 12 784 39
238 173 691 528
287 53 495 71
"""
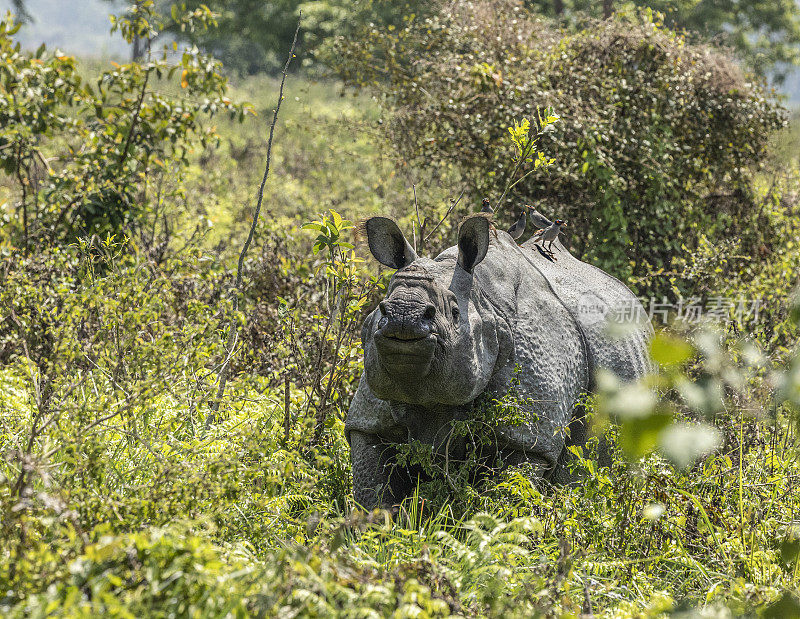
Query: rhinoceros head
360 215 505 408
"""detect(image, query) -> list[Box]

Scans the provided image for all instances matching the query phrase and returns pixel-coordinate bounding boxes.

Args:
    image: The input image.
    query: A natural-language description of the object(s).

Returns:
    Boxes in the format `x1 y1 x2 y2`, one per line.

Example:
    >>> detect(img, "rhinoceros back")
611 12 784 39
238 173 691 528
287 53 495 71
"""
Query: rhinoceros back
519 237 652 383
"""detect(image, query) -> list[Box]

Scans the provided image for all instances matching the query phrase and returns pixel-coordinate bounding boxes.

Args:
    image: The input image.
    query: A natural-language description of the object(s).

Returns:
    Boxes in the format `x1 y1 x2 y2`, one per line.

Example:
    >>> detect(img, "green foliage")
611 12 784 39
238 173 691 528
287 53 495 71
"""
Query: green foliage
4 332 800 617
159 0 304 75
160 0 427 75
299 209 387 439
522 0 800 82
330 1 788 300
0 7 248 250
664 162 800 352
0 238 357 605
496 110 559 206
595 327 772 467
303 208 355 256
393 369 547 517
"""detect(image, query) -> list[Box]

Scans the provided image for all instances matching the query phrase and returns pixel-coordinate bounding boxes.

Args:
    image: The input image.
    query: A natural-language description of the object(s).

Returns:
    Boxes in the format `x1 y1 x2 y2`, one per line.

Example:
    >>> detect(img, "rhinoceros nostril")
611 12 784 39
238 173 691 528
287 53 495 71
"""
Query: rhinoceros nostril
423 304 436 320
379 301 387 316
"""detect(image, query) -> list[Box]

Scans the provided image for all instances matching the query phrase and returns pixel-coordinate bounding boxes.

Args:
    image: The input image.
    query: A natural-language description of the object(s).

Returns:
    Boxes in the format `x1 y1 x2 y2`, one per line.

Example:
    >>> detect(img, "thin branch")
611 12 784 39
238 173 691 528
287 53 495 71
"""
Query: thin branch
413 184 425 232
412 183 425 252
15 148 29 256
117 65 152 173
507 167 539 193
283 375 291 444
206 16 301 428
424 188 465 242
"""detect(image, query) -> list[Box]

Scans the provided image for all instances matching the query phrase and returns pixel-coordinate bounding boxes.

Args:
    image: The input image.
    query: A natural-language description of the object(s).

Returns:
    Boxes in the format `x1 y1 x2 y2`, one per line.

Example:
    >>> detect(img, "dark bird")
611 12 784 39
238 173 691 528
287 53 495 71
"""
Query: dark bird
526 207 567 257
481 197 493 214
526 208 553 231
507 210 527 241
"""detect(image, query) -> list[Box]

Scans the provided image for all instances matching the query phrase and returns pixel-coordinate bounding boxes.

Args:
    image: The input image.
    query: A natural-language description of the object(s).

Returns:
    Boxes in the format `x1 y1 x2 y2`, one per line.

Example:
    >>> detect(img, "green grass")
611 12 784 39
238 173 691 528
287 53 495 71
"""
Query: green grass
2 360 798 616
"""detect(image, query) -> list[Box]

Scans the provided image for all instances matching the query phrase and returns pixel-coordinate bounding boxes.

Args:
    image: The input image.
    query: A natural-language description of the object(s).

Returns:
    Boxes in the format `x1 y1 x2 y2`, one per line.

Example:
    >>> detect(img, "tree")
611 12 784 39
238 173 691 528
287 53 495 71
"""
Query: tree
10 0 800 79
160 0 301 74
524 0 800 82
101 0 147 62
157 0 424 75
0 6 249 249
11 0 424 75
6 0 31 22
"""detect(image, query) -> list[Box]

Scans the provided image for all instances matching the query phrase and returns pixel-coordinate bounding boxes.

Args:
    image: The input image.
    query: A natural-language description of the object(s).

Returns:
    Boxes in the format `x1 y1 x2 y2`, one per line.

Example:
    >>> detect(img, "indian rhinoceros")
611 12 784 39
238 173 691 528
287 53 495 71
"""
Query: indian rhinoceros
346 214 652 509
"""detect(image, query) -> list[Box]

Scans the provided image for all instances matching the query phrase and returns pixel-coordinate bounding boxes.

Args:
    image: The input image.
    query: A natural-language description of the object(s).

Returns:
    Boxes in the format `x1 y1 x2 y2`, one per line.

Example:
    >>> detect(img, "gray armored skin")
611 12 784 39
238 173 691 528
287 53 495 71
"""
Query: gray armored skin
346 215 652 509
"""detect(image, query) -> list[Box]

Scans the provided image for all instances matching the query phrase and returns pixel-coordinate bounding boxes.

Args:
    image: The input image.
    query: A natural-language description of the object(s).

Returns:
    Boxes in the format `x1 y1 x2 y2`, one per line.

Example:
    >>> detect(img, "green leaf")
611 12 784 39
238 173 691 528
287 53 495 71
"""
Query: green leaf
650 332 694 368
598 381 657 419
619 413 672 460
780 538 800 568
763 592 800 619
790 289 800 326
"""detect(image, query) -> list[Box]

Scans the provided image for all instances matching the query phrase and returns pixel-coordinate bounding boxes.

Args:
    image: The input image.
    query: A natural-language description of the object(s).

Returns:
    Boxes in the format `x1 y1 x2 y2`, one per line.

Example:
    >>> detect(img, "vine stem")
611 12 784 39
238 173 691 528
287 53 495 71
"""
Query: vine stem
206 16 301 428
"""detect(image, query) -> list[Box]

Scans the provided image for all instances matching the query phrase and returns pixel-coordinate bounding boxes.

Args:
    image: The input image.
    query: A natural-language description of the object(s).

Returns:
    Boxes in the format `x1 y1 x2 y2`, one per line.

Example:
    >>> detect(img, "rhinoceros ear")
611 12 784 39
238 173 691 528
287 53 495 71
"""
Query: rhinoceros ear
457 215 490 273
361 216 418 269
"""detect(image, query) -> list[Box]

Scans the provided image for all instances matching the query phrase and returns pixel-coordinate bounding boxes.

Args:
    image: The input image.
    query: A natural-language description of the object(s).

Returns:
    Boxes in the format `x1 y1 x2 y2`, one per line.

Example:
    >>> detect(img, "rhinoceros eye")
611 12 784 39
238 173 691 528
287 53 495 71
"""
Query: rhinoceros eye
451 305 460 322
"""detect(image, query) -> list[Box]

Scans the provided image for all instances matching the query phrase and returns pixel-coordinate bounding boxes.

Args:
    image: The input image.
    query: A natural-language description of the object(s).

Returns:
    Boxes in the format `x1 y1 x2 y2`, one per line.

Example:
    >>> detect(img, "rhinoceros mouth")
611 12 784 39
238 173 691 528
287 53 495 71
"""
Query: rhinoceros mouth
384 333 429 342
373 331 438 357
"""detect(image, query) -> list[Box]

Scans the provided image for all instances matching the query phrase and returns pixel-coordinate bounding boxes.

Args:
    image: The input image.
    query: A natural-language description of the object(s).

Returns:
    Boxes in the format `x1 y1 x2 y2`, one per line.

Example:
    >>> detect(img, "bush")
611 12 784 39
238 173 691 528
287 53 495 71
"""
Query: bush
329 1 787 297
0 8 248 252
0 237 353 603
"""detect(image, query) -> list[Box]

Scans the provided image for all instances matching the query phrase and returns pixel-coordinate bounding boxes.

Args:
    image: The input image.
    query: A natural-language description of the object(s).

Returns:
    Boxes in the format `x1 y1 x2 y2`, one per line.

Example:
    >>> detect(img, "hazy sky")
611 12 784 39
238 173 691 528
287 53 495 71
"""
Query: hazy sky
0 0 129 57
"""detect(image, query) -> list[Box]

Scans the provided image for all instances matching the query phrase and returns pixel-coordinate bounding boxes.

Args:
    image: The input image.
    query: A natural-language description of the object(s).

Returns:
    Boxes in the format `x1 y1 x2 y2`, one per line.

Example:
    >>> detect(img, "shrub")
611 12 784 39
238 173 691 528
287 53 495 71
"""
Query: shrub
0 7 248 252
329 1 787 297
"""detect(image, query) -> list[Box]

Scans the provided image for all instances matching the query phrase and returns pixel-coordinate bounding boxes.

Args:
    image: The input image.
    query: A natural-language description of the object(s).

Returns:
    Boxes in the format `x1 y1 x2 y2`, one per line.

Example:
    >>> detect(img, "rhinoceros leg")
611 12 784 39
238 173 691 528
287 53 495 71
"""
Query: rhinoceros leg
350 430 411 510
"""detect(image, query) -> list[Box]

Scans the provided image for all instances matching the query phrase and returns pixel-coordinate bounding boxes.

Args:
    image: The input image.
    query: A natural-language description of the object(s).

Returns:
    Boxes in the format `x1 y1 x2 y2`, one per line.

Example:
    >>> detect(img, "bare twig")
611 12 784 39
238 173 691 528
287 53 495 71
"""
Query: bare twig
15 147 29 256
413 183 425 232
424 188 465 243
411 184 427 252
206 17 301 428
